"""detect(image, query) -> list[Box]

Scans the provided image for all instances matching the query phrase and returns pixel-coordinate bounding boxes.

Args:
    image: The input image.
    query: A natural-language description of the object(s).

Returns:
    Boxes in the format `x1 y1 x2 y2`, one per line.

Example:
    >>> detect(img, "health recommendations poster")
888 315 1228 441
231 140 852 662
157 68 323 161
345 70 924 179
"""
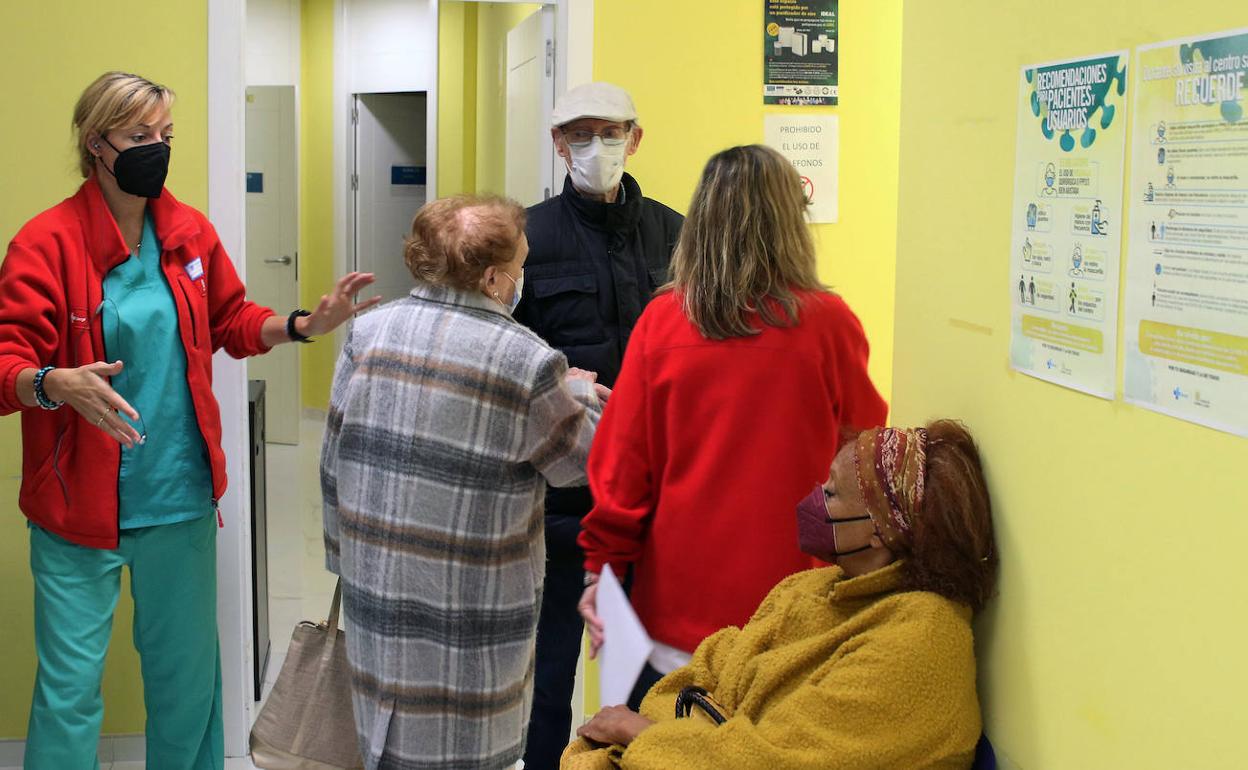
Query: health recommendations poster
1009 53 1129 398
764 0 838 105
1123 30 1248 436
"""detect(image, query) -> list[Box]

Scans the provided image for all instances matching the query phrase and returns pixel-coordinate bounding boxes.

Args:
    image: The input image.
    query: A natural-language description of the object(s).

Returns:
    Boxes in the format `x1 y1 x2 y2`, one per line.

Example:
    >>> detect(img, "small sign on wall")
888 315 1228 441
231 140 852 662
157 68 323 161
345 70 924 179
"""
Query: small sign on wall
391 165 427 186
764 114 839 223
246 172 263 194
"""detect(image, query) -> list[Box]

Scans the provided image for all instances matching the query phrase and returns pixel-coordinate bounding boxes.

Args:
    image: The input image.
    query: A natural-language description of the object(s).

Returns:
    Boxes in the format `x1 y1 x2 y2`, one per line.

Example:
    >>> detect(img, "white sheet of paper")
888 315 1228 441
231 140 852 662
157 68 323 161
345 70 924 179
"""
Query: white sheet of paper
597 563 654 706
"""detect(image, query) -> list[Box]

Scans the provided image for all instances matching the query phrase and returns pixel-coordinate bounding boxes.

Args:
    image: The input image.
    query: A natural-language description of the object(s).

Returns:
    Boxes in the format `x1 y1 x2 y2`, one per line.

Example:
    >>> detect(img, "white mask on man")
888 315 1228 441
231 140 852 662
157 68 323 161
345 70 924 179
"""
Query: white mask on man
568 136 627 195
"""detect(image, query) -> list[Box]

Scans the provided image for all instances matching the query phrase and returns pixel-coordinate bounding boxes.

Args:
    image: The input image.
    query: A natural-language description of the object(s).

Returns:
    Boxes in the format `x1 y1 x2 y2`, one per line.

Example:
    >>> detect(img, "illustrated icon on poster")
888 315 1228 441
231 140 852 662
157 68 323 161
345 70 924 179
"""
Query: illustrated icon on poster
800 175 814 203
1042 163 1057 196
1069 282 1078 313
1026 202 1039 229
1144 182 1154 201
1070 243 1084 276
1029 275 1036 305
1157 146 1166 165
1018 274 1026 303
1090 199 1108 235
1155 121 1166 143
1022 237 1033 263
1166 167 1175 187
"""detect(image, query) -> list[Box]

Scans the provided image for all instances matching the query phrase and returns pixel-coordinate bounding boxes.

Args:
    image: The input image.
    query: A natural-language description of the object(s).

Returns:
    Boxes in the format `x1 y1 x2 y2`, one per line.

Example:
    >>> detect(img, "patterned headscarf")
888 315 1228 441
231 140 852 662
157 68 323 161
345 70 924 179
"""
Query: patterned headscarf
853 427 929 549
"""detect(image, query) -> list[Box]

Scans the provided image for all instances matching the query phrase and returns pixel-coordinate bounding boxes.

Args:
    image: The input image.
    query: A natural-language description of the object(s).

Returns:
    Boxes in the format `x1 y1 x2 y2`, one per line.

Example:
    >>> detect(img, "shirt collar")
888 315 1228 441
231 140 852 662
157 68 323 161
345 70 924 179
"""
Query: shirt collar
409 280 514 319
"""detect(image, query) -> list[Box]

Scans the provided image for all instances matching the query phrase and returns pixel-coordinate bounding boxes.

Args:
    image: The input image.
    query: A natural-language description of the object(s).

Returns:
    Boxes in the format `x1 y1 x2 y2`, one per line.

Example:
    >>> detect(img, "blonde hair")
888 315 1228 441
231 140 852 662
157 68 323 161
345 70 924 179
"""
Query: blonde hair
404 195 527 290
72 72 175 178
669 144 823 340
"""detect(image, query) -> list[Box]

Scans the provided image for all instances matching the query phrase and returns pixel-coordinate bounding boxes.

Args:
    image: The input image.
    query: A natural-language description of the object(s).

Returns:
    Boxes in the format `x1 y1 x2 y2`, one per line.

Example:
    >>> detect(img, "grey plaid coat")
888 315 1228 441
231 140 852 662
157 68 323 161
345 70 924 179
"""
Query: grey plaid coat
321 282 601 770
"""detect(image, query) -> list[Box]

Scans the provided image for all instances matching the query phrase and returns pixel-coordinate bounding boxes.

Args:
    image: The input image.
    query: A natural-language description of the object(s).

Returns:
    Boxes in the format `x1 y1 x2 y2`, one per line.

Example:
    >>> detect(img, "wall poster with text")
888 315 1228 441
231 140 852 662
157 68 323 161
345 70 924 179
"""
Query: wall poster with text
1123 29 1248 436
764 0 838 105
1008 52 1130 398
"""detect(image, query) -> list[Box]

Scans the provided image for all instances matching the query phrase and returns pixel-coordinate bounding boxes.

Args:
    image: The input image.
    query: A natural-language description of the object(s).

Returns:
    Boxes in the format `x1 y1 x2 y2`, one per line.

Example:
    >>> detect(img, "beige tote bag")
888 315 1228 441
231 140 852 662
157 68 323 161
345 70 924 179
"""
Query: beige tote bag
250 578 365 770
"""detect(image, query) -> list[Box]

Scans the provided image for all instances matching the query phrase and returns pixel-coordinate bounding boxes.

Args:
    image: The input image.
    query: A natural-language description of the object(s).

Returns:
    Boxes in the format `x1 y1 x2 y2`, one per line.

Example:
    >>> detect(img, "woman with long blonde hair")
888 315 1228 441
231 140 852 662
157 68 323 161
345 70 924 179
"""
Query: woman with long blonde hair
576 144 888 707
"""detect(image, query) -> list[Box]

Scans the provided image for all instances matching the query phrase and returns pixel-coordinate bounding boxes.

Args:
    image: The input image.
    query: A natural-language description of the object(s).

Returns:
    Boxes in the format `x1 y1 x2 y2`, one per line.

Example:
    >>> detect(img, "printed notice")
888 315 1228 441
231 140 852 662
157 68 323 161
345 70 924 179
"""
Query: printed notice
765 114 839 223
764 0 838 105
1123 29 1248 436
1009 52 1130 398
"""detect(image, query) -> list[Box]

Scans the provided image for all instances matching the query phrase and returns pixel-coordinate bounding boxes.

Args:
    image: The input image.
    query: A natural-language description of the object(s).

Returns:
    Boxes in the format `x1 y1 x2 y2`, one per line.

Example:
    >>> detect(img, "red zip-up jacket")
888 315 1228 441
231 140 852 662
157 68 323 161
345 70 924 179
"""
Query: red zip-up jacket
0 176 275 549
579 290 888 654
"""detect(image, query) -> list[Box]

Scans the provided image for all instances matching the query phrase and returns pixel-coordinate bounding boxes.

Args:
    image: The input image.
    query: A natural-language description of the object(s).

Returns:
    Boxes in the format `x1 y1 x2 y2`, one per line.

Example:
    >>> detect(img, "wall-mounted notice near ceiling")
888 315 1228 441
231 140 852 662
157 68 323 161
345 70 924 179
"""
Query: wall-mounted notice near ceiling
764 0 838 106
1123 28 1248 437
1008 52 1129 399
764 113 839 223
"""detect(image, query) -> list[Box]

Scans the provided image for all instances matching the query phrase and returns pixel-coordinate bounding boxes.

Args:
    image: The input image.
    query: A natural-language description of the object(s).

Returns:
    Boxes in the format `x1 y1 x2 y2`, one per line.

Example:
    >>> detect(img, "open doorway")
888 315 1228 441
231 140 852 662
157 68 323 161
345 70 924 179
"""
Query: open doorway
352 92 428 303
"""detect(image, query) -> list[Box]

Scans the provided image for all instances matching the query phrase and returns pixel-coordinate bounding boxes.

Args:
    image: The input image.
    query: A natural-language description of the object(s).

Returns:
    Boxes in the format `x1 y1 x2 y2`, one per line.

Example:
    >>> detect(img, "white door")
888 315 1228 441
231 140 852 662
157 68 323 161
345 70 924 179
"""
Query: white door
245 86 300 445
353 92 428 303
505 6 557 206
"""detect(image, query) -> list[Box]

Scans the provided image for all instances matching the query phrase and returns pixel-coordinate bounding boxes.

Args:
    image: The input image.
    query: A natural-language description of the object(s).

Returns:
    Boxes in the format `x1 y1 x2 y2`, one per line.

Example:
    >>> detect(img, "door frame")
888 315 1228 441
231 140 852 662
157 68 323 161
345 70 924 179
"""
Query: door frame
334 0 593 286
207 0 593 755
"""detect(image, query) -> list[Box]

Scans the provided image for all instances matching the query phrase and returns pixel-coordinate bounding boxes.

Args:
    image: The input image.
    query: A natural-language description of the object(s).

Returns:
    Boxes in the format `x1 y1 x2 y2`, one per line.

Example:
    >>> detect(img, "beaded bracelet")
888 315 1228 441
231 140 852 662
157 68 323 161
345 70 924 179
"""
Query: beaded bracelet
33 365 63 411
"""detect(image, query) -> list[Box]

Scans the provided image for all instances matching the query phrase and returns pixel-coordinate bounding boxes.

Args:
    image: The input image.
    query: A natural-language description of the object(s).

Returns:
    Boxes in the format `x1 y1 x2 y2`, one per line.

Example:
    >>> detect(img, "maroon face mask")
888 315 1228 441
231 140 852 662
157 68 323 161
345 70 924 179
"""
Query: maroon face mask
795 484 874 564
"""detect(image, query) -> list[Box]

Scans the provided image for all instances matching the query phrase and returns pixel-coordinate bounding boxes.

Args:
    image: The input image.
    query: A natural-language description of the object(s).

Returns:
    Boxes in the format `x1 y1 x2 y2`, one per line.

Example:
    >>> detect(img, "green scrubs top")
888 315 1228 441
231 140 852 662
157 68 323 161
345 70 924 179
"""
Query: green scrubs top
101 212 214 529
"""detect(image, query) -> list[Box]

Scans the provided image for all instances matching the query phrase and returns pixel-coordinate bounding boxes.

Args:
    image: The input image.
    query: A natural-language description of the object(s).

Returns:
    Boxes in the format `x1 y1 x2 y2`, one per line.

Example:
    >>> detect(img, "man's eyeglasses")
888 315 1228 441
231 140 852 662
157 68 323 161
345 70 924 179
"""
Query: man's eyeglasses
561 125 631 147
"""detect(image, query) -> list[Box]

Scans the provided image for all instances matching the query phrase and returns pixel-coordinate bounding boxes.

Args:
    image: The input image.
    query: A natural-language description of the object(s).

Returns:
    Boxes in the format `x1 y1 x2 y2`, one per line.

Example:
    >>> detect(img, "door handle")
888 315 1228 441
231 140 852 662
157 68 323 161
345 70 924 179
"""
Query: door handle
264 256 292 265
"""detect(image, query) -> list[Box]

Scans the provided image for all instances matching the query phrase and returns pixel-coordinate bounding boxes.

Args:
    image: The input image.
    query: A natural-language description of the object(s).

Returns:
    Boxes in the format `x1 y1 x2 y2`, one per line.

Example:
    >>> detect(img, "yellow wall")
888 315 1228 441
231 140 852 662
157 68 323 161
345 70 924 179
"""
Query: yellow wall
437 2 479 197
474 3 543 195
300 0 337 408
0 4 209 738
593 0 901 399
438 1 542 199
893 3 1248 768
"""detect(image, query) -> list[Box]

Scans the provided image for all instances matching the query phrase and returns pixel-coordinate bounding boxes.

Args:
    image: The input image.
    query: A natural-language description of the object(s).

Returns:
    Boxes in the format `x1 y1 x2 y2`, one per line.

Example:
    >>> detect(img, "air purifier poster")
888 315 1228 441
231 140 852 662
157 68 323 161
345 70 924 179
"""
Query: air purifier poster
764 0 838 105
1008 51 1129 399
1123 28 1248 437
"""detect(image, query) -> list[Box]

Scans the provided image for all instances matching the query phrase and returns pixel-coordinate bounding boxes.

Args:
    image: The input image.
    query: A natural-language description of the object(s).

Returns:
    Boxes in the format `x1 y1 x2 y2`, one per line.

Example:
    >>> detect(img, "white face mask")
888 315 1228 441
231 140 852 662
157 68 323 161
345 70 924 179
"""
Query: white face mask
568 136 627 195
492 268 524 314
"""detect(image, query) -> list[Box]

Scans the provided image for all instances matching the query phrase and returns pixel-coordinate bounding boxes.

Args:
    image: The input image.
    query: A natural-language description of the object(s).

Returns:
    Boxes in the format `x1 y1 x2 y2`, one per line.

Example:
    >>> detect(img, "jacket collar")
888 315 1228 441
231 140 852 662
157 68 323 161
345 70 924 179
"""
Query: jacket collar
563 172 644 234
74 175 202 271
828 560 906 602
409 280 514 319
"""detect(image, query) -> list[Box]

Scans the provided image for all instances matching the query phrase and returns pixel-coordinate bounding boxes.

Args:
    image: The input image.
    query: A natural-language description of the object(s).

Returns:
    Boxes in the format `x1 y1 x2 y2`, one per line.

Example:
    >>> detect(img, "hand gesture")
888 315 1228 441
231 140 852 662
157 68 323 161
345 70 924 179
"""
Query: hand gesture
302 272 383 337
46 362 143 448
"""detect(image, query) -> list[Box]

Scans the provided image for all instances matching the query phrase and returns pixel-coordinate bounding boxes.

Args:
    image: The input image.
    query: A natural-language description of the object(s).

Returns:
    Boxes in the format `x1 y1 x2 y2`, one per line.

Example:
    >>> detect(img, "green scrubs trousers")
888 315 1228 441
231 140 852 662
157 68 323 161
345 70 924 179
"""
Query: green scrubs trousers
24 515 223 770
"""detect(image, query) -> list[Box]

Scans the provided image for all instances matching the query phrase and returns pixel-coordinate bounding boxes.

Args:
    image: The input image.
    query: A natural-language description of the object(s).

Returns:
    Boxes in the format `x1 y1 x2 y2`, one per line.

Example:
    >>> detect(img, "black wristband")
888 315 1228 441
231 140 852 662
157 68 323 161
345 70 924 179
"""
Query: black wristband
286 309 313 343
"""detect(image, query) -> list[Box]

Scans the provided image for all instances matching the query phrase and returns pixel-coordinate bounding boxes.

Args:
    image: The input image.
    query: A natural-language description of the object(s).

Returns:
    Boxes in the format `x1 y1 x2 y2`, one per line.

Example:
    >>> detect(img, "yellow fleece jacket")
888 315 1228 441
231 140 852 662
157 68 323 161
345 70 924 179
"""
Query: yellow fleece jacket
565 561 980 770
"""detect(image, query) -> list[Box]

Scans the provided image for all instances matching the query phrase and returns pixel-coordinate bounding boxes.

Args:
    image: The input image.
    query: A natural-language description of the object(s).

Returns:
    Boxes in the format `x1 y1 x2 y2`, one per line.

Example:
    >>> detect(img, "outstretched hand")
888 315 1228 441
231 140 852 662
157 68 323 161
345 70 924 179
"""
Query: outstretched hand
45 361 143 448
301 272 382 337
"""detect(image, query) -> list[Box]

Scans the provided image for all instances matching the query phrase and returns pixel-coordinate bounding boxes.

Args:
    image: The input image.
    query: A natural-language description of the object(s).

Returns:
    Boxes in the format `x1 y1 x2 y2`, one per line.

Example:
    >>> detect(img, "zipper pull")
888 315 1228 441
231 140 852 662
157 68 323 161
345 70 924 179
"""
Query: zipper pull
214 499 224 528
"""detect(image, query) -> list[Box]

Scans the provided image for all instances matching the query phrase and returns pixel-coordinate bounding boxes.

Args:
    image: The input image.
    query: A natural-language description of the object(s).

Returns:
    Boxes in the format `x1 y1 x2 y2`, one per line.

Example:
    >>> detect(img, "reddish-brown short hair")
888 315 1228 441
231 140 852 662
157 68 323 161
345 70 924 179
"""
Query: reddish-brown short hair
899 420 999 613
403 195 526 290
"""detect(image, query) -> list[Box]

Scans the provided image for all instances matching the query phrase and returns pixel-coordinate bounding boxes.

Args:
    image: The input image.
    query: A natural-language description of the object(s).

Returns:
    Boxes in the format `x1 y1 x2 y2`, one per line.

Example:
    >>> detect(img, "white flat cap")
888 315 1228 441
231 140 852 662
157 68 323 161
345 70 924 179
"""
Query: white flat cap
551 82 639 127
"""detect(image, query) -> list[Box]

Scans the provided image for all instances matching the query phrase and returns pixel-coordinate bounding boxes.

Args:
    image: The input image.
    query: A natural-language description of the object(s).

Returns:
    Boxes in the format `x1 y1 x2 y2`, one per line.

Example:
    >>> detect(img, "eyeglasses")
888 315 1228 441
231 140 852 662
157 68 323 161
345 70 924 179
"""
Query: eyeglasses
561 125 631 147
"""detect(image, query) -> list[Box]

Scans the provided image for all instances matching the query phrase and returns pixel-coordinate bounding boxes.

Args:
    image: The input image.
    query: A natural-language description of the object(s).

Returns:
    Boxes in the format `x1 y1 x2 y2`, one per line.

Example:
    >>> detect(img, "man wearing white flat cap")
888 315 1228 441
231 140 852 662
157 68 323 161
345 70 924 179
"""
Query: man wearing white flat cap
515 81 683 769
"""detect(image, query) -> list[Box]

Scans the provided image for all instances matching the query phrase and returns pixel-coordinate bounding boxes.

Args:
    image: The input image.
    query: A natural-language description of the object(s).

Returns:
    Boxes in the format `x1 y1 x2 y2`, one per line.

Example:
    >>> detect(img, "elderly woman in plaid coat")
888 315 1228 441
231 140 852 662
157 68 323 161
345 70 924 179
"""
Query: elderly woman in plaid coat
321 194 604 770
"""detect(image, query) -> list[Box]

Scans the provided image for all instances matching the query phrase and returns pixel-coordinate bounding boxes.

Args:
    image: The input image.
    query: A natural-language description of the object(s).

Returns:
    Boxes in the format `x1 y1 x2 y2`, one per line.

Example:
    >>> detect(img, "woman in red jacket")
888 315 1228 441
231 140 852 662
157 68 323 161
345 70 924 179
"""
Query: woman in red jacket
577 144 888 708
0 72 378 769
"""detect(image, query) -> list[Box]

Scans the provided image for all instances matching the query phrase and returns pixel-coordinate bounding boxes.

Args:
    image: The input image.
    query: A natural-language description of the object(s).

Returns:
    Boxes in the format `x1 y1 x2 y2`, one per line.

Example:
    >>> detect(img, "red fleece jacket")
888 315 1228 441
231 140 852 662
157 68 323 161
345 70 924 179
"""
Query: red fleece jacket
579 290 888 653
0 177 274 548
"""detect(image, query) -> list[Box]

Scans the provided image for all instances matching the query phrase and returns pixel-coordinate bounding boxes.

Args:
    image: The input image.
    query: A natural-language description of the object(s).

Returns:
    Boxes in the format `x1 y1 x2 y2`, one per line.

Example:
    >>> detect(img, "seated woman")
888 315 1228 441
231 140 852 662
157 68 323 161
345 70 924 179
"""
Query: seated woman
563 420 998 770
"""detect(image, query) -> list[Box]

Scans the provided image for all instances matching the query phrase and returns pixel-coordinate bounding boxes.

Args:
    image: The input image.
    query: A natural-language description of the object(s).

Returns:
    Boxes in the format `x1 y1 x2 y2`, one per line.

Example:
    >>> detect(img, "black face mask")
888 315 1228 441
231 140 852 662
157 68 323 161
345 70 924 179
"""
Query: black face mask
100 137 170 198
